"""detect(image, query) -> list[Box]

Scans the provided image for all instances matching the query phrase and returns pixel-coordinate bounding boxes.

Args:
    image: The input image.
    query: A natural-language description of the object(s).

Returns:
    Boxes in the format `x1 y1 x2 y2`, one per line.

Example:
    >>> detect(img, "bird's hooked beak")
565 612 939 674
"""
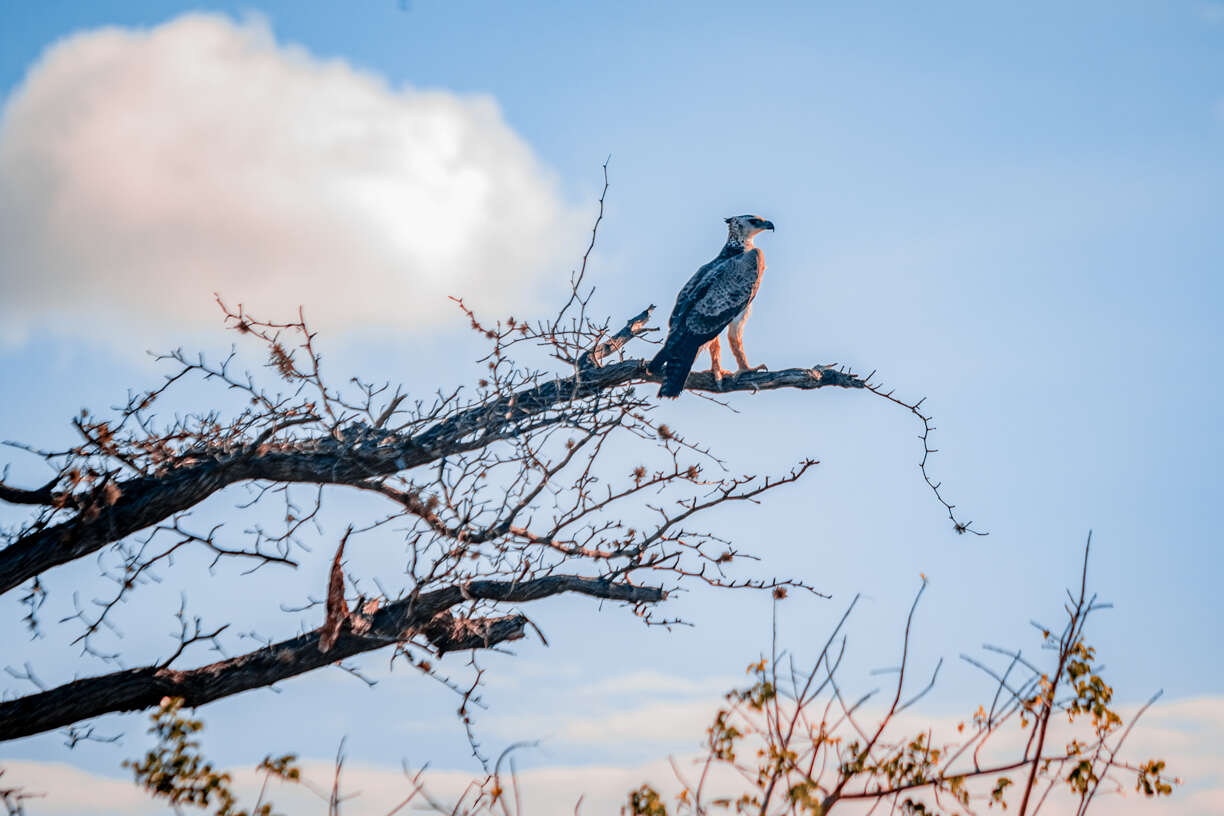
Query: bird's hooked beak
761 220 775 231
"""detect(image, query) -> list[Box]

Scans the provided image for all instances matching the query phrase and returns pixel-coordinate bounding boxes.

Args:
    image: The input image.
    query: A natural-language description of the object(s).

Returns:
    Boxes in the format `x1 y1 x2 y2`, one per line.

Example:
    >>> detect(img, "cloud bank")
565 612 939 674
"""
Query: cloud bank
0 13 582 344
4 695 1222 815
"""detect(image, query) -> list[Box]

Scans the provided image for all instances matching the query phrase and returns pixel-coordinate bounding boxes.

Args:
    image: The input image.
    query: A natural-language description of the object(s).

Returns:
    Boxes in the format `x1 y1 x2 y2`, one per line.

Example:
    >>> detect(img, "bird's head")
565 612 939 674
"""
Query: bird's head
724 214 775 246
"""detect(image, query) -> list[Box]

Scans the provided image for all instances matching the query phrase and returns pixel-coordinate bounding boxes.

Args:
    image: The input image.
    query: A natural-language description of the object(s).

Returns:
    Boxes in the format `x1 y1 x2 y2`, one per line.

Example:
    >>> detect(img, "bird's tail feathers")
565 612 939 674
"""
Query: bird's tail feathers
656 342 701 398
647 346 669 376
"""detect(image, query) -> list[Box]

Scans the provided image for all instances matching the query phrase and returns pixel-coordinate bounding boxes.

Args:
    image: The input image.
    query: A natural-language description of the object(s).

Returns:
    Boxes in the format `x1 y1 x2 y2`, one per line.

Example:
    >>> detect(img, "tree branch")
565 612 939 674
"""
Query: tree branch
0 342 864 597
578 305 656 370
0 476 59 507
0 574 663 742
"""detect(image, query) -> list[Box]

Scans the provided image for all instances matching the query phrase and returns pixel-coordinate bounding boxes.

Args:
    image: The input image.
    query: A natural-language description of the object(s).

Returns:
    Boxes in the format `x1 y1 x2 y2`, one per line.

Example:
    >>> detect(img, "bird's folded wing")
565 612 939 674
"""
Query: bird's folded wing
685 250 761 335
669 262 719 332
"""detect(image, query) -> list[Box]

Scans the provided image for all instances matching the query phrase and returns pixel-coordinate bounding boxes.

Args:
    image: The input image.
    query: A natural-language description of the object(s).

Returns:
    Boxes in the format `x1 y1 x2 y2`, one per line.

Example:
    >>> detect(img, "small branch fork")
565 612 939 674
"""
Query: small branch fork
0 769 41 816
863 378 986 536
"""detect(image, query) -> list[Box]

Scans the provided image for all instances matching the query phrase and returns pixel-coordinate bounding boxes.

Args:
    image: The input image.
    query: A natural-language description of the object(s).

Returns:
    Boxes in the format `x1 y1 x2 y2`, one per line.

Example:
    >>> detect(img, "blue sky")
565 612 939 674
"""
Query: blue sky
1 2 1222 813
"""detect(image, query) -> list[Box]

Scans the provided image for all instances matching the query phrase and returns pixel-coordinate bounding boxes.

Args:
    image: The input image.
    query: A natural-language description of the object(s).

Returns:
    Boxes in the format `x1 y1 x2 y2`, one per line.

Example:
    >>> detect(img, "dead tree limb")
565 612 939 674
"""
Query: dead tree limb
0 349 863 596
0 575 661 741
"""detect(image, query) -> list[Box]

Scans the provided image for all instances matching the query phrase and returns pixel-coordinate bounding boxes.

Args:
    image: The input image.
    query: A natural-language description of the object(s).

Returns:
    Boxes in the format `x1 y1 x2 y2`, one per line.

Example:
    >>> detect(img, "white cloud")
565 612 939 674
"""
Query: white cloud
0 762 162 815
556 698 719 747
572 670 739 698
0 13 583 346
486 698 720 752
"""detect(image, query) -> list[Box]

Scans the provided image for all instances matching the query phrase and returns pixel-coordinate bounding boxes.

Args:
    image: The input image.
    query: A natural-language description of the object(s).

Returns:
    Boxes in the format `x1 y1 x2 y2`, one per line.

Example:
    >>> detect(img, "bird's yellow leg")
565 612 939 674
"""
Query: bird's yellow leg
704 337 733 388
727 317 766 374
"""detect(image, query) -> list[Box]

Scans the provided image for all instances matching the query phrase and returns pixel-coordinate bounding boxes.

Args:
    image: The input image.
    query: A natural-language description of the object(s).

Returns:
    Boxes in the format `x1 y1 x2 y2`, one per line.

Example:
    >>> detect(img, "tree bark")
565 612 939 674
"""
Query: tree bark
0 360 862 596
0 575 663 742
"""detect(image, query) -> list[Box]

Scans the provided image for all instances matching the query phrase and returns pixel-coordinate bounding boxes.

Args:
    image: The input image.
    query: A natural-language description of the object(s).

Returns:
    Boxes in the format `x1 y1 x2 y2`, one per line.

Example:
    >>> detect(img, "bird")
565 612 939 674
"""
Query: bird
648 214 774 398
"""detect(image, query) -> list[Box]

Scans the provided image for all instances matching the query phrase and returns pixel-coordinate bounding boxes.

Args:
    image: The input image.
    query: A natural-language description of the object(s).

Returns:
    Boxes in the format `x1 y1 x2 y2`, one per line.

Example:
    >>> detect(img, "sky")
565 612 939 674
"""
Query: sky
0 1 1222 813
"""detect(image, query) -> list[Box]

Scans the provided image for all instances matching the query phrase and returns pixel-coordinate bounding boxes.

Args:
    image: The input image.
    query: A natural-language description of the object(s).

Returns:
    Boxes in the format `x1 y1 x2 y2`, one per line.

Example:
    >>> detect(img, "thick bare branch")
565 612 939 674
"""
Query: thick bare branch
0 574 662 742
0 353 864 596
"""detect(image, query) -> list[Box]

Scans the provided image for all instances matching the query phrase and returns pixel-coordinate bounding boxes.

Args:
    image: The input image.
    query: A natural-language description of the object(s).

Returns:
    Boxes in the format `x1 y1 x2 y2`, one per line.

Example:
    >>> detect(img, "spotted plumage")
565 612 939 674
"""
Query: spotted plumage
649 215 774 398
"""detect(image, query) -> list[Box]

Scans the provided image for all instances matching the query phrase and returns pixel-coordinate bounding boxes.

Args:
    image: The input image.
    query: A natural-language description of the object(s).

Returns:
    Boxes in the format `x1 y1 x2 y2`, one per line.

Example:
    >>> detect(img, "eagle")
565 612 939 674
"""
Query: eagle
648 214 774 398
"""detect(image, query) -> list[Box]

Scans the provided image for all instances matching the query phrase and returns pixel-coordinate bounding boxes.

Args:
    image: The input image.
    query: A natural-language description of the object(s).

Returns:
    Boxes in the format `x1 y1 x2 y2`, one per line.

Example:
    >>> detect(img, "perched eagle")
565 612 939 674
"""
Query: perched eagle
648 214 774 398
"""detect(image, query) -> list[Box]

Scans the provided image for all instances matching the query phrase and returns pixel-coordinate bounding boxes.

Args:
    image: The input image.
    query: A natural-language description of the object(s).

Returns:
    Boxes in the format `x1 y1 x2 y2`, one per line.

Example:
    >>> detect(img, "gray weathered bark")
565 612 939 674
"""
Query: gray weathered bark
0 575 662 742
0 360 862 596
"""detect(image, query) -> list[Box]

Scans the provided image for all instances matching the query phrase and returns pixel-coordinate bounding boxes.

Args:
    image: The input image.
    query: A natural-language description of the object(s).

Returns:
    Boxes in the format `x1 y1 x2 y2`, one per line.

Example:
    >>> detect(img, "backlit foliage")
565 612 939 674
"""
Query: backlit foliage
627 540 1177 816
124 697 299 816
